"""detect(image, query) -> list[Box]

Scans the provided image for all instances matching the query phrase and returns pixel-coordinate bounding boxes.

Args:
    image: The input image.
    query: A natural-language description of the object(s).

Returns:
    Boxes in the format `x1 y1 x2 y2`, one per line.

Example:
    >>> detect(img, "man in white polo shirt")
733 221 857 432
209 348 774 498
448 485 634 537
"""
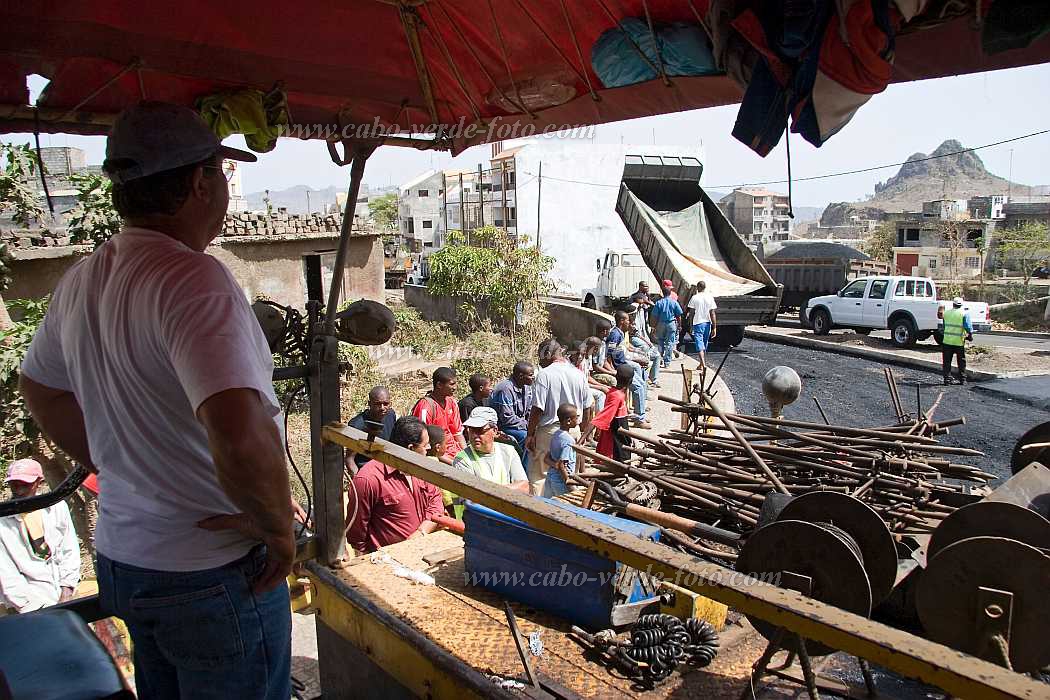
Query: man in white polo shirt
19 101 293 699
525 339 594 495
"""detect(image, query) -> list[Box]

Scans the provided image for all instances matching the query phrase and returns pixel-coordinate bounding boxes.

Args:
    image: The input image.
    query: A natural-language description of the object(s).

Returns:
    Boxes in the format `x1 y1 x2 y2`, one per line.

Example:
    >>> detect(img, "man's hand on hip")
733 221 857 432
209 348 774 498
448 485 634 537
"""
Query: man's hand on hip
198 513 295 593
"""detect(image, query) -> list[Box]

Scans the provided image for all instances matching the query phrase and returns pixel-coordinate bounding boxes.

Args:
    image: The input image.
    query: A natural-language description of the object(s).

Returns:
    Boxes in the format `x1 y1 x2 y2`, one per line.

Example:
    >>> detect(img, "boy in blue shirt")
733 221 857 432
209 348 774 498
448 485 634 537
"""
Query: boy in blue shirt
543 403 579 497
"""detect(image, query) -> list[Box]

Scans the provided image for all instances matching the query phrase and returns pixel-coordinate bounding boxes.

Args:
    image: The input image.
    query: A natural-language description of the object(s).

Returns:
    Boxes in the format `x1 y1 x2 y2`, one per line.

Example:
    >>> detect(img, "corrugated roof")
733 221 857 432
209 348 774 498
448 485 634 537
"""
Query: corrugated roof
767 242 869 261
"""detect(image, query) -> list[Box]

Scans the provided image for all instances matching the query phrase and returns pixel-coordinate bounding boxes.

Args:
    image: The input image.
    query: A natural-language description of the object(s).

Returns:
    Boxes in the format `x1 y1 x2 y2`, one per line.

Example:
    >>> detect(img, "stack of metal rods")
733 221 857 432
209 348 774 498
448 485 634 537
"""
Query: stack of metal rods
575 369 991 539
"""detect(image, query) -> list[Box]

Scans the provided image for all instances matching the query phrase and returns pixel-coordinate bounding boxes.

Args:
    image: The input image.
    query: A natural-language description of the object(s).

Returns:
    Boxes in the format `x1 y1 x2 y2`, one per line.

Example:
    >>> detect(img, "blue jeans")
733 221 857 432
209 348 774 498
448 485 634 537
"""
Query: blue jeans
630 337 660 382
622 360 647 416
654 322 676 366
97 546 291 700
502 427 529 469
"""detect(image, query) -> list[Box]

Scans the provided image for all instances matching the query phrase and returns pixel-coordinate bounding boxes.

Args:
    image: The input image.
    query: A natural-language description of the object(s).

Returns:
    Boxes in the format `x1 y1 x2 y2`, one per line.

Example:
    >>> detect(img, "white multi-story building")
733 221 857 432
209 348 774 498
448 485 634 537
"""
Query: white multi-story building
717 187 793 243
398 140 704 293
224 159 248 213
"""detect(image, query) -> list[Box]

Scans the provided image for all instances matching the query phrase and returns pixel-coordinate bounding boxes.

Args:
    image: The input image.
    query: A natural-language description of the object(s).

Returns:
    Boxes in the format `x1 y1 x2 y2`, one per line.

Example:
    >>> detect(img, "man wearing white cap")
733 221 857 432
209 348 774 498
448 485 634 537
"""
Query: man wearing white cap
453 407 529 492
18 101 293 698
938 297 973 385
0 459 81 613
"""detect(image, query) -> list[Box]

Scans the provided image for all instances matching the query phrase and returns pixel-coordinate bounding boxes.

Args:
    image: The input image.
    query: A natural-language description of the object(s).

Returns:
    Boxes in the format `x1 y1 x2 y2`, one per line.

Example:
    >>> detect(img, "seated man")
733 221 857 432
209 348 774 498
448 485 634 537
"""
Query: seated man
453 407 529 493
628 323 661 388
346 417 444 554
607 311 651 429
582 337 608 414
346 386 397 472
412 367 466 464
458 373 492 422
490 361 534 464
590 321 618 387
0 459 82 613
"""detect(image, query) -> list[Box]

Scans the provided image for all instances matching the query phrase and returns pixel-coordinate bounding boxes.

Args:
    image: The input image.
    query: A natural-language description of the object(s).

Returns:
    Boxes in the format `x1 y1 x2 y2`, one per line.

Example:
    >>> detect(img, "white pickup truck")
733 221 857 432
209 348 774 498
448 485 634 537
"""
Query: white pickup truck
803 275 991 348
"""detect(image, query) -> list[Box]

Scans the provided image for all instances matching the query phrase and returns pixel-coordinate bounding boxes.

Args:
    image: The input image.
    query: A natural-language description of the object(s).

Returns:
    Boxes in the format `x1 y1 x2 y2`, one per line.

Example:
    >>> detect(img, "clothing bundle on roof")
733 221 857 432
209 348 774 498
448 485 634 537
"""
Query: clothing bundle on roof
196 86 290 153
591 17 719 89
696 0 929 156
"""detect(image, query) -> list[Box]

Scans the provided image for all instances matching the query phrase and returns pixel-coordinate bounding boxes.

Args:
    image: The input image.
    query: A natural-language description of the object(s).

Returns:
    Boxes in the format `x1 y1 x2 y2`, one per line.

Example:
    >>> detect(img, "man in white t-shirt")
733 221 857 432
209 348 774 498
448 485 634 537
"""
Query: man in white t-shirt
18 102 293 698
686 280 718 367
525 339 594 495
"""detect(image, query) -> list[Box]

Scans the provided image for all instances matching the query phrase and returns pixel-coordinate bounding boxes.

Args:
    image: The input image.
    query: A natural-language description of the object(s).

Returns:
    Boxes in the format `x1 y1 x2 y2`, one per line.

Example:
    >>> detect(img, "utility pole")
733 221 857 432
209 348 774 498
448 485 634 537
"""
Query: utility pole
441 172 448 245
500 160 508 232
306 189 312 215
458 172 466 244
536 161 542 251
477 163 485 228
1007 149 1014 203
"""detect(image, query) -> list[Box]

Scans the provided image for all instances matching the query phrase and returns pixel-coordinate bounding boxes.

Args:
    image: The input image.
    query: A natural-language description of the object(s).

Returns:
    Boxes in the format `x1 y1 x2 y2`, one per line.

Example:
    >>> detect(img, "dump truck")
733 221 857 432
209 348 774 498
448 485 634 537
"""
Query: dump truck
615 155 782 347
761 241 891 326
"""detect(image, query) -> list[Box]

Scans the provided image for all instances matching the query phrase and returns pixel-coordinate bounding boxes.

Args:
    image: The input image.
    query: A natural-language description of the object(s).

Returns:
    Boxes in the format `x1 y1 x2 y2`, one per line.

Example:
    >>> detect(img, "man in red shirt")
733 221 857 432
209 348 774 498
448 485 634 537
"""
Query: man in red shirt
412 367 466 463
346 416 445 554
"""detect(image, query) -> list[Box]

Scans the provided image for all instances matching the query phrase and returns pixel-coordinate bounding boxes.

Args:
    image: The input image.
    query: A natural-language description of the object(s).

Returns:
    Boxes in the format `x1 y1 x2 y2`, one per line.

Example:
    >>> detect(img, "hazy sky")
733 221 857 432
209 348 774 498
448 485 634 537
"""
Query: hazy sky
8 63 1050 208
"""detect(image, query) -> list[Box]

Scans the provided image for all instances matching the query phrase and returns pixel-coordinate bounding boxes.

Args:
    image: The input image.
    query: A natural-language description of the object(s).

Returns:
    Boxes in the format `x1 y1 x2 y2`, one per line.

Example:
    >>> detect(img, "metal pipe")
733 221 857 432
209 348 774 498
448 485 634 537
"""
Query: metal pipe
322 145 374 330
699 392 790 495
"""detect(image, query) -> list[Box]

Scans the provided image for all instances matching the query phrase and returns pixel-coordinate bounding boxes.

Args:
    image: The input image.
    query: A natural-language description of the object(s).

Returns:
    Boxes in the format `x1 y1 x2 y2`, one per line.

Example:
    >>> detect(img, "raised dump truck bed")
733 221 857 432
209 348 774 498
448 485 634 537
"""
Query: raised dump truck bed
616 155 782 344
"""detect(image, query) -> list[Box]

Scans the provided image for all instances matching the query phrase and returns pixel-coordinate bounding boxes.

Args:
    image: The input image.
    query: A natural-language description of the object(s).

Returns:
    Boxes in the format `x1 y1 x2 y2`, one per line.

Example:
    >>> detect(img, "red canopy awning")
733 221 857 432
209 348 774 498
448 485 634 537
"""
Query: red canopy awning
1 1 1048 155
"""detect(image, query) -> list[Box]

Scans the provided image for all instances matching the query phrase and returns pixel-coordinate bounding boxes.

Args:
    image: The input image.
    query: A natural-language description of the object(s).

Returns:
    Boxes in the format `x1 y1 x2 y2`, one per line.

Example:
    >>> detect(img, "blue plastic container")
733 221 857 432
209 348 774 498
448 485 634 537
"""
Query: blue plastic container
463 499 660 630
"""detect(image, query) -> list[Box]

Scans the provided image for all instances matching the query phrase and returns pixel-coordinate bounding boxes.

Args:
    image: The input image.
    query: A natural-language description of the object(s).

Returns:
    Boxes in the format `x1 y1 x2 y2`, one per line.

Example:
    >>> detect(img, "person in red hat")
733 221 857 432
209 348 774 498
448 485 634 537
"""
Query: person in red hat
0 459 81 613
661 280 681 358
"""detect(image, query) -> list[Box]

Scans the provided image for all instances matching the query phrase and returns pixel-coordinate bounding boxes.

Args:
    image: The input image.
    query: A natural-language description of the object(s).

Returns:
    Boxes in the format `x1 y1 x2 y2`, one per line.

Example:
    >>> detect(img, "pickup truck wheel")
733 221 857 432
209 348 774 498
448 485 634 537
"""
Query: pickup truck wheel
798 306 812 329
853 328 872 336
583 295 596 310
811 309 831 336
933 330 944 345
891 318 917 348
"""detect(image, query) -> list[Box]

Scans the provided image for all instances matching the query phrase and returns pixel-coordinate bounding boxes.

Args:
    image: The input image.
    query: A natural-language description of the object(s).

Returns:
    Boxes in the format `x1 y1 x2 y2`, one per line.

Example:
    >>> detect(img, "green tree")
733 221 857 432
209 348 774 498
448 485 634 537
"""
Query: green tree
67 172 121 249
368 192 398 231
997 221 1050 288
862 223 895 263
1 143 50 330
427 225 553 352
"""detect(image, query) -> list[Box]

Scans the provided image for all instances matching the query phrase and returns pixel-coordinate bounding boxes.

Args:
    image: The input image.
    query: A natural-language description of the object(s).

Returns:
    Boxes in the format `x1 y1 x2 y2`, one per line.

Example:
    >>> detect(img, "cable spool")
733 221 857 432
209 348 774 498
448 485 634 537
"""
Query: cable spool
737 519 872 656
776 491 899 607
917 536 1050 673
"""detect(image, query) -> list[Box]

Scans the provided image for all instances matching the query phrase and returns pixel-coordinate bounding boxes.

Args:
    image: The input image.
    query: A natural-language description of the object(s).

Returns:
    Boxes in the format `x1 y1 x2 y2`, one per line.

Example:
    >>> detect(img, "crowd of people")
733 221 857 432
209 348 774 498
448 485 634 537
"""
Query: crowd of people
344 277 719 556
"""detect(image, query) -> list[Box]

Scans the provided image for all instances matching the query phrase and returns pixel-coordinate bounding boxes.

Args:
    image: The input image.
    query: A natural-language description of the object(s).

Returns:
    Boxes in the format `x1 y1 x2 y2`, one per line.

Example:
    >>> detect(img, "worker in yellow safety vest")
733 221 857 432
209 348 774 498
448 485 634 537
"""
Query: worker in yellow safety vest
938 297 973 385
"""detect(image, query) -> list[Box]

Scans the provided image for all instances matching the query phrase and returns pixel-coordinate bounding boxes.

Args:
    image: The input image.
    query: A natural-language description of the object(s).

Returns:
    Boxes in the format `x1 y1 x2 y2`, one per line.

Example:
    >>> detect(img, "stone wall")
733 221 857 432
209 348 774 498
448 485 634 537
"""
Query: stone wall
1 208 372 250
5 232 383 312
404 284 612 345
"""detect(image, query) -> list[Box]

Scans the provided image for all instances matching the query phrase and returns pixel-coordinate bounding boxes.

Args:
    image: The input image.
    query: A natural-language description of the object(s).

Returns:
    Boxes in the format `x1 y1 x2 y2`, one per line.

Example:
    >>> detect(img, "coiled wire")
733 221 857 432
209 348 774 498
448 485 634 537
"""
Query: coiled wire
616 614 720 684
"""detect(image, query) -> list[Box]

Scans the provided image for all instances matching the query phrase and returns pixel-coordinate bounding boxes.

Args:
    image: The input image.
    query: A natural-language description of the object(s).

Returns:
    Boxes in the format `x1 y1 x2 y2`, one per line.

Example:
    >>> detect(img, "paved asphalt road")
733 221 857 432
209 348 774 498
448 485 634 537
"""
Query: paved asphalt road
714 338 1050 482
776 316 1050 351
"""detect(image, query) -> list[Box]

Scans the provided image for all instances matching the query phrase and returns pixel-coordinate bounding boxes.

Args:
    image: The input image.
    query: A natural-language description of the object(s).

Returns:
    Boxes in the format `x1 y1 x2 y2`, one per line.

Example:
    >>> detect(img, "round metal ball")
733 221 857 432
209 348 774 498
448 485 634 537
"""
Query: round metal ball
762 366 802 417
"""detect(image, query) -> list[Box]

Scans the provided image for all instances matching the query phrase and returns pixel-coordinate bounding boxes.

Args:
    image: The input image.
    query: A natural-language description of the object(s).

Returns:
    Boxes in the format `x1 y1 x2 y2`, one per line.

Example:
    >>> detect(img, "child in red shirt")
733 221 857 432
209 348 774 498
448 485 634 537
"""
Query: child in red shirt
582 364 635 462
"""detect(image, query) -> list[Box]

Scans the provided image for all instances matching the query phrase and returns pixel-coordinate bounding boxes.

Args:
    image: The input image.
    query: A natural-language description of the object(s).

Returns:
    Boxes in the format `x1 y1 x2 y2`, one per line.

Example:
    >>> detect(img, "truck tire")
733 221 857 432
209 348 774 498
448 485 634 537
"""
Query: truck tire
798 306 812 329
853 328 872 336
933 330 944 345
583 295 596 310
710 325 745 349
891 317 918 348
811 309 832 336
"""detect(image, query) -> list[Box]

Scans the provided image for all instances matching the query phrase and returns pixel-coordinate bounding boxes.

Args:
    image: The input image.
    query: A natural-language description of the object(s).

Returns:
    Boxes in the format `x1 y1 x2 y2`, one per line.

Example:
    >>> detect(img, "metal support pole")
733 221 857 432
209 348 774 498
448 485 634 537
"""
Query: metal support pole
312 143 374 568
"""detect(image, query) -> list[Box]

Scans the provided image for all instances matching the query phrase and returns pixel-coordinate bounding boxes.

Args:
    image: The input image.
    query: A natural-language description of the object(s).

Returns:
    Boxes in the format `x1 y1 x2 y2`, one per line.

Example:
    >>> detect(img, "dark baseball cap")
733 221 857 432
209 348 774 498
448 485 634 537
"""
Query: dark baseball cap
103 101 257 185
